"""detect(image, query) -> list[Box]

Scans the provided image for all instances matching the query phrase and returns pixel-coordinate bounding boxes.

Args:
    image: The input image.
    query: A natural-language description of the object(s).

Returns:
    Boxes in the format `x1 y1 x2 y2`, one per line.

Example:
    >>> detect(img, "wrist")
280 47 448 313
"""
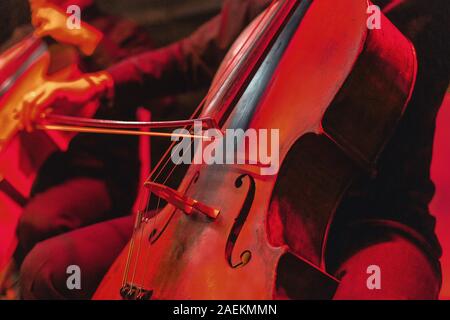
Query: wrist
84 71 114 101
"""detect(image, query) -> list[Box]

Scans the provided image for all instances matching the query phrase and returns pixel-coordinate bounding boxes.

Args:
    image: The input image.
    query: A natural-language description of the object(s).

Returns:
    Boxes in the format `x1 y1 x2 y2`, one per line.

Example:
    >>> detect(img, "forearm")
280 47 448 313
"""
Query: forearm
107 41 191 108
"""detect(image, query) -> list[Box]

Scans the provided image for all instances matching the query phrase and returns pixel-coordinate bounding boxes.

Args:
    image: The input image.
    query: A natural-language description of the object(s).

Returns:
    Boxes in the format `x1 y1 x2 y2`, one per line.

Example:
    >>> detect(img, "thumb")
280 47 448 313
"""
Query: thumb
31 8 48 27
34 25 51 38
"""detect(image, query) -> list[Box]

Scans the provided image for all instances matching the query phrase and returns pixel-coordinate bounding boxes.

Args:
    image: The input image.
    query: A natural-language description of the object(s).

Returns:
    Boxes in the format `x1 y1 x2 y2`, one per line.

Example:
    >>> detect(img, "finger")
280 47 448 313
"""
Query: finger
33 11 49 28
12 106 21 120
39 108 54 119
30 92 55 128
34 8 49 20
20 92 35 128
34 26 50 38
32 96 53 122
24 99 35 133
15 103 25 130
32 10 48 27
23 91 45 132
20 100 31 132
22 94 35 132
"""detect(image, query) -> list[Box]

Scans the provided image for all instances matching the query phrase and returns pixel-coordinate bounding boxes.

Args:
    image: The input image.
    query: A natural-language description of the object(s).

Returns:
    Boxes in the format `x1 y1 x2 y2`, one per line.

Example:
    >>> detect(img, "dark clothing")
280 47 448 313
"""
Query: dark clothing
21 215 134 300
108 0 270 109
333 232 440 299
17 178 112 262
0 0 29 44
326 0 450 275
20 215 439 299
20 0 449 299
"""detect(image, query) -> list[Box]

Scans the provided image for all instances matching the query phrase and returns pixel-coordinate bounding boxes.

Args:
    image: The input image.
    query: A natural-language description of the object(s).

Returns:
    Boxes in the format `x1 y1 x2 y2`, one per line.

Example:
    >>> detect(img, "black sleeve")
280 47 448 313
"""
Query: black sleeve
107 0 271 109
326 0 450 272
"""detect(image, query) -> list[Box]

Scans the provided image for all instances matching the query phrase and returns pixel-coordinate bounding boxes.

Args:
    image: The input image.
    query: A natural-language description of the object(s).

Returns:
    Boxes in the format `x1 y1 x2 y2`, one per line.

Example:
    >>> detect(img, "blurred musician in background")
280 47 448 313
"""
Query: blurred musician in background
1 0 153 296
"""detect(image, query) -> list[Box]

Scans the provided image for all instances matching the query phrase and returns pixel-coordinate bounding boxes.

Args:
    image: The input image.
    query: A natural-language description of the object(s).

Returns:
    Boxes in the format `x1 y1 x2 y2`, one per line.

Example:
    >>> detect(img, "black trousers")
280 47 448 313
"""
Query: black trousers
19 206 440 299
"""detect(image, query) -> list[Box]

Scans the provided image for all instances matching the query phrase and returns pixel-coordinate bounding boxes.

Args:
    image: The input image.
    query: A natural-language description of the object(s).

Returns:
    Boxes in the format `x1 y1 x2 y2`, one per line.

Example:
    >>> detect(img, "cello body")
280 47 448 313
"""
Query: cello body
94 0 417 300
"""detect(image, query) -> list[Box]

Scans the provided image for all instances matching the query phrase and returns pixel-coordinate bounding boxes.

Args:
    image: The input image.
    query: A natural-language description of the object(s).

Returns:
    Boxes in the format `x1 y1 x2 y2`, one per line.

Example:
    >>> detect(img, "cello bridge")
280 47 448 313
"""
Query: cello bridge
144 181 220 220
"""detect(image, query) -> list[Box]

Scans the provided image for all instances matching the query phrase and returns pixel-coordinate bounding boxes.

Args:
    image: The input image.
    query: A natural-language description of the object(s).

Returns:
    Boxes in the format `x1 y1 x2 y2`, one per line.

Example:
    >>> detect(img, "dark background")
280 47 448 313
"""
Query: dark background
0 0 221 47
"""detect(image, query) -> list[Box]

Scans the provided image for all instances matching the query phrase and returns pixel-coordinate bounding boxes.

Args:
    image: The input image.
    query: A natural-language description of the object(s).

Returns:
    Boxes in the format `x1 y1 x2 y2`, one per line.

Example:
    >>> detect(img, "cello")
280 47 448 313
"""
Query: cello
93 0 417 299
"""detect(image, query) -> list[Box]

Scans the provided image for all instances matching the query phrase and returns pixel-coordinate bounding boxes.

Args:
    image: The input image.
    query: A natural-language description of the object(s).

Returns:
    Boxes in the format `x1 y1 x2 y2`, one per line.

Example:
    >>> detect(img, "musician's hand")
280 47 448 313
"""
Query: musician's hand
18 72 114 132
31 4 103 55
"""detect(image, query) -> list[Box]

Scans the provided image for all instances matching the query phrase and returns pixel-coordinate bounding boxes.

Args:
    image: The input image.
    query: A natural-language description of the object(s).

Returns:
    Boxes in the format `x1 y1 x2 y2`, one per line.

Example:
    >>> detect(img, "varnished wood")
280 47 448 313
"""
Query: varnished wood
94 0 417 300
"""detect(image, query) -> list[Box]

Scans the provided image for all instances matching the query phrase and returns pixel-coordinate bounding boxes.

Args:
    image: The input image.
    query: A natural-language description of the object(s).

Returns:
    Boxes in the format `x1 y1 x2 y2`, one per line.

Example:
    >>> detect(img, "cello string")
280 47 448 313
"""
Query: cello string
121 169 154 289
142 0 280 186
125 0 281 294
132 0 283 291
126 95 208 287
125 121 200 291
120 109 200 290
128 198 148 293
124 111 204 290
122 0 281 295
126 0 283 294
127 113 204 291
138 148 186 289
131 141 182 293
131 126 197 293
143 0 280 187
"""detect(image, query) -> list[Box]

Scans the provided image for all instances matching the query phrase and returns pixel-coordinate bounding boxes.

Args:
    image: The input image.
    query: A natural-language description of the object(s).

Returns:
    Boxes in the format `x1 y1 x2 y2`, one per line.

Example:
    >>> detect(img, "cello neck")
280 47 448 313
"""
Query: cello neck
201 0 300 127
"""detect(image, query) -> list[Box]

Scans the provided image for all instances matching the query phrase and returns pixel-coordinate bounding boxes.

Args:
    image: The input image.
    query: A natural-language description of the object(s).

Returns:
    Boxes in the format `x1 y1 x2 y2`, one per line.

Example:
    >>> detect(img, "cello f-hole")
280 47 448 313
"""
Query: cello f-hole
225 174 256 269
